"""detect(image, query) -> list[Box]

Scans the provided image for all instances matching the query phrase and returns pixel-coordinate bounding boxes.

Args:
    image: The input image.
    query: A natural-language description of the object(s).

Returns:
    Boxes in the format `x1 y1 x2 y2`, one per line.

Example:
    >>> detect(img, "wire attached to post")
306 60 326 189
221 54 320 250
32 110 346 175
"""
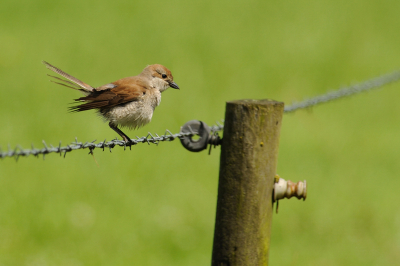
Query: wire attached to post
179 120 223 153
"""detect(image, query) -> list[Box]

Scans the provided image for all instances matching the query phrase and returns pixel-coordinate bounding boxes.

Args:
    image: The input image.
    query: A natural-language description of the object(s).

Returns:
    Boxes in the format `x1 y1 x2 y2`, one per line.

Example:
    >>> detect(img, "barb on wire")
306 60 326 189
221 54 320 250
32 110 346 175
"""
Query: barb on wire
284 69 400 113
0 122 224 160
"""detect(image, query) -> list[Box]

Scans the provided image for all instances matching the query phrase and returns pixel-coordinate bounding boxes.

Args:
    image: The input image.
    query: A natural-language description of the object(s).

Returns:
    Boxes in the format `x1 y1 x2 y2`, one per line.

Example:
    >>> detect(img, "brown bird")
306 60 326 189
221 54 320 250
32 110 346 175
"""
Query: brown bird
43 61 179 143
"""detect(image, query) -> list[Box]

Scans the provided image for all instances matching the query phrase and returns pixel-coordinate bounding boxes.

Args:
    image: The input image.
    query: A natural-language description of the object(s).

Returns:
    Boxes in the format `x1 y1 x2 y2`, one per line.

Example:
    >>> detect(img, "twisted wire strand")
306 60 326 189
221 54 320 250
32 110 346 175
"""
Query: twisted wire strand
0 123 224 161
1 69 400 160
284 69 400 113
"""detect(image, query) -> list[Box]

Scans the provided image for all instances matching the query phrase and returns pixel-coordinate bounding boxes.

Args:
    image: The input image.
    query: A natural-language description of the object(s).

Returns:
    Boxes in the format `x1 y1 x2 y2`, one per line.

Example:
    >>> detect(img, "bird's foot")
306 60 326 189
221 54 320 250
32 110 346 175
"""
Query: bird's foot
122 136 133 144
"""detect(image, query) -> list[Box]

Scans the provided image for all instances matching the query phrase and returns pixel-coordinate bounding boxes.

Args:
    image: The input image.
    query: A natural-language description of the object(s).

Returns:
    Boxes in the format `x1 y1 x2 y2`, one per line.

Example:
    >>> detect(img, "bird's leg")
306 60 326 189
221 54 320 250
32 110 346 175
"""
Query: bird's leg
109 122 132 143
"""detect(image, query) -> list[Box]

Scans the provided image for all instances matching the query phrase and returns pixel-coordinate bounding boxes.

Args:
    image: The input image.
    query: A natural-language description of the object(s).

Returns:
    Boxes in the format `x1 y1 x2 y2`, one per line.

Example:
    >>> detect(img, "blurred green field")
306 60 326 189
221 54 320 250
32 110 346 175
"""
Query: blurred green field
1 0 400 265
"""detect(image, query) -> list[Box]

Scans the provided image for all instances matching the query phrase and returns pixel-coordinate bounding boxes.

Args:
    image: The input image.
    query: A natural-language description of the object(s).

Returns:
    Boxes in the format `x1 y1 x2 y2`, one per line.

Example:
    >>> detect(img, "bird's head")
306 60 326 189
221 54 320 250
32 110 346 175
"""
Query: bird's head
142 64 179 92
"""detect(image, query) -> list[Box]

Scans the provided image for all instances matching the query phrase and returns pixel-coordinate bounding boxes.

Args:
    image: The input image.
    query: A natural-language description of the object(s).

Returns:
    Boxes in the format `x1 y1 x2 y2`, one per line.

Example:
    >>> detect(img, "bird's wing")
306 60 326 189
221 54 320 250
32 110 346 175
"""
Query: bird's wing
95 83 117 91
69 78 147 112
43 61 94 92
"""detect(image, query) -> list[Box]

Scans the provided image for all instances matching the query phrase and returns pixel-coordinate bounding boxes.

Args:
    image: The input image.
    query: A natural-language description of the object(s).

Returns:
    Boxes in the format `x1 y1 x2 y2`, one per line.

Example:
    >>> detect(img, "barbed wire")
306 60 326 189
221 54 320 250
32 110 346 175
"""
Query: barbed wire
1 69 400 160
0 123 224 161
284 69 400 113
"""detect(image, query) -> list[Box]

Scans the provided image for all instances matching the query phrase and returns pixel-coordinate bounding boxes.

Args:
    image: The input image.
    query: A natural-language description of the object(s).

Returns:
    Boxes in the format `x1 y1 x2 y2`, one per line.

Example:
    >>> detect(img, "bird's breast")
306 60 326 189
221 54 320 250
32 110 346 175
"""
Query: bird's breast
101 89 161 129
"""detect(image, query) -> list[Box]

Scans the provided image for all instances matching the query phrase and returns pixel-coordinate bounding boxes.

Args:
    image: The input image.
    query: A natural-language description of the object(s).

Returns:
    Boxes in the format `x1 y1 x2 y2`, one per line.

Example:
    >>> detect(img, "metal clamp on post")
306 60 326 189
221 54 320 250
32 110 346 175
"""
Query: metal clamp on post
179 120 222 153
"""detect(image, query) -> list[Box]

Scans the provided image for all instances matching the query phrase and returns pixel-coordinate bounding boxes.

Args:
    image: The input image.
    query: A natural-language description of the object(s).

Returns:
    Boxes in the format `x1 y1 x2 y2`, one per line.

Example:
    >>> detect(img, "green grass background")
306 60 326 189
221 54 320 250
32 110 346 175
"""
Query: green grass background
1 0 400 265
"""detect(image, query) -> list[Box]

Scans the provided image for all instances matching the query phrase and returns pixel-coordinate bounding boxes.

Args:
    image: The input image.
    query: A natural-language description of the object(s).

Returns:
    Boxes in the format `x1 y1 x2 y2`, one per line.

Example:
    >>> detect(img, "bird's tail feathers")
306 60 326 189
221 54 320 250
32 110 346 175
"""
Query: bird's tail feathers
42 61 94 92
46 74 86 92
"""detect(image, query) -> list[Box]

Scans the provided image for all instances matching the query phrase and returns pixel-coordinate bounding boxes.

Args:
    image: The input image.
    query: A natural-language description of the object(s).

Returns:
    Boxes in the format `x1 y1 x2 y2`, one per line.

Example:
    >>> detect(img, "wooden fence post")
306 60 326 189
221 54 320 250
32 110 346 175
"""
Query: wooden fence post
211 99 284 266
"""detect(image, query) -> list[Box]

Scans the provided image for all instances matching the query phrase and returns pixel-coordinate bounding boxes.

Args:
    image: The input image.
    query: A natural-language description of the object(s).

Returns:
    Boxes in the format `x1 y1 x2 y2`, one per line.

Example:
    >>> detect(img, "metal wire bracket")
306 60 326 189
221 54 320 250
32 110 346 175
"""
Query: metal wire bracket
179 120 222 152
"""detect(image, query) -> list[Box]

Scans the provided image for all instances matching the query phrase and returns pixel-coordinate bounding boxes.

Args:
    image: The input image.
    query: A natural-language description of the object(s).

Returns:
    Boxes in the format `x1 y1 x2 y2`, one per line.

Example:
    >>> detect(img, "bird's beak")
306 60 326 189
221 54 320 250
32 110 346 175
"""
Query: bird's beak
169 82 180 89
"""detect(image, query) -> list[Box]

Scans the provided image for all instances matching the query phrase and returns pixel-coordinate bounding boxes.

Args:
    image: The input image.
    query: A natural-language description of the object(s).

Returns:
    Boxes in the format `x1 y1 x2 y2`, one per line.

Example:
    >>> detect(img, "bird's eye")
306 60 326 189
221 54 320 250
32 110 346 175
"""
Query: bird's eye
162 74 167 79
